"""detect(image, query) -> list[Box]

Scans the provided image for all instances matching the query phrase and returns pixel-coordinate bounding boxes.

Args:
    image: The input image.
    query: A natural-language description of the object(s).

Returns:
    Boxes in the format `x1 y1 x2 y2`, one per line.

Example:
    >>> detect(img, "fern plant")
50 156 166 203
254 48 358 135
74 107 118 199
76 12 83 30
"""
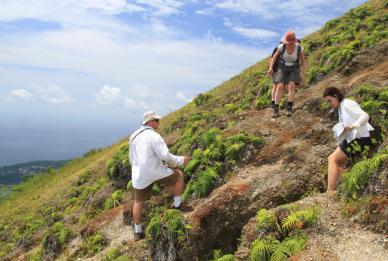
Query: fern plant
338 150 387 199
251 205 321 261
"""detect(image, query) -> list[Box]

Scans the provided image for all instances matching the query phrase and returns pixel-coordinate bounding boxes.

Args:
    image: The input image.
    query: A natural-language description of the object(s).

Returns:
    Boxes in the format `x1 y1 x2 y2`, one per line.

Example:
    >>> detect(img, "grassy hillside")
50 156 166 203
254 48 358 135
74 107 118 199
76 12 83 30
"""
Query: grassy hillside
0 0 386 260
160 0 387 129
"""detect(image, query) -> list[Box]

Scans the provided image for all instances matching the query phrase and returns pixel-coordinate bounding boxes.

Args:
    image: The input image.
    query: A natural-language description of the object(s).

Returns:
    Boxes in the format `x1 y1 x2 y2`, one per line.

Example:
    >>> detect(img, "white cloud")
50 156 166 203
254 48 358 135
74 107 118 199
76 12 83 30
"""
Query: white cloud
94 85 142 108
0 88 33 103
176 91 193 103
135 0 184 16
37 84 73 104
231 27 279 39
9 89 33 101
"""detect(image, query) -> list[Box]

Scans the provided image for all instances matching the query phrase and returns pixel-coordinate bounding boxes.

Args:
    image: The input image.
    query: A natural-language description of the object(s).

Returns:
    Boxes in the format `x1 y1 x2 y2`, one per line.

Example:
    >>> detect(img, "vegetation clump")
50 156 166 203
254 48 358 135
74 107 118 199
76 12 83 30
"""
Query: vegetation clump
146 209 189 242
106 144 130 184
338 149 387 199
75 233 107 258
250 205 320 261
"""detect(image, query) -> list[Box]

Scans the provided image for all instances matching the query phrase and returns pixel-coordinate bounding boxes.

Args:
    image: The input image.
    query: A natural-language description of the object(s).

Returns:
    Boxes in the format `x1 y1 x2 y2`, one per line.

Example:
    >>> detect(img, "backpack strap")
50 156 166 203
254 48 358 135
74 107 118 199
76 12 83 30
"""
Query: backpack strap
296 44 302 64
129 127 152 145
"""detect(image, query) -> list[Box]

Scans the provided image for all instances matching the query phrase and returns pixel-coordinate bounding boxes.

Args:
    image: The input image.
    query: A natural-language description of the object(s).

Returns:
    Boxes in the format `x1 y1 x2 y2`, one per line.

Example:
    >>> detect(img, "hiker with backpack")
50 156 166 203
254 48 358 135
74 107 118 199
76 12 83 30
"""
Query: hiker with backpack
268 31 306 117
270 39 283 108
323 87 374 191
129 111 191 240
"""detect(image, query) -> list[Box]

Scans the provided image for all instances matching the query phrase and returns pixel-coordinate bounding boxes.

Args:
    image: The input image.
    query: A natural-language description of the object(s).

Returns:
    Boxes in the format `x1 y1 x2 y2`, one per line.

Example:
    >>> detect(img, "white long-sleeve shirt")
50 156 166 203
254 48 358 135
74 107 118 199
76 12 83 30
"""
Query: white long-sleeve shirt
129 126 184 189
338 99 374 142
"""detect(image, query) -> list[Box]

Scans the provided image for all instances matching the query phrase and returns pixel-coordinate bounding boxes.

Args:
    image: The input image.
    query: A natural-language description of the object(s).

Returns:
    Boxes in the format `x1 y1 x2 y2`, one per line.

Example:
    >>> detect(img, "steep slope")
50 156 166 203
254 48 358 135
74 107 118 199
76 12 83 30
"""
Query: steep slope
0 0 387 260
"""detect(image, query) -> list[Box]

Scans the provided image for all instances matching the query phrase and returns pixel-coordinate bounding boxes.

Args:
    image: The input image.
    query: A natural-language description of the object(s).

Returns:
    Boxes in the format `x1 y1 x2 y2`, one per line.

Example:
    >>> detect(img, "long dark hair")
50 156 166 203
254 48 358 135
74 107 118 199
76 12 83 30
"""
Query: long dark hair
323 87 344 102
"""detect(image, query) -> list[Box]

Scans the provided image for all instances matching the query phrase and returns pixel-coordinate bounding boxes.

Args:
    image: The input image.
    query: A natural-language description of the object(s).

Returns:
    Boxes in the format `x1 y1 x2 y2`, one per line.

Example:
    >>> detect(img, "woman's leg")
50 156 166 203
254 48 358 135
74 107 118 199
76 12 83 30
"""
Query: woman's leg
271 83 277 107
327 147 348 191
275 82 285 104
273 82 284 117
286 82 296 116
287 82 296 102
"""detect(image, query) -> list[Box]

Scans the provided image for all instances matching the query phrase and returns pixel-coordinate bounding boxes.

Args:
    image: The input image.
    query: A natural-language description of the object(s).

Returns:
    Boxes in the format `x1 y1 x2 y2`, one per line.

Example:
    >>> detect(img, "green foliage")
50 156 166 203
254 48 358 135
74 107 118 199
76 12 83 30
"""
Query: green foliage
26 247 43 261
77 233 106 257
146 209 189 242
42 221 71 253
256 209 277 231
104 247 120 261
338 150 387 199
251 234 307 261
213 250 235 261
104 190 125 209
194 93 212 107
225 103 238 113
193 168 218 198
302 1 388 84
107 144 130 181
12 215 45 245
126 180 132 191
175 123 263 201
251 205 320 260
351 84 388 137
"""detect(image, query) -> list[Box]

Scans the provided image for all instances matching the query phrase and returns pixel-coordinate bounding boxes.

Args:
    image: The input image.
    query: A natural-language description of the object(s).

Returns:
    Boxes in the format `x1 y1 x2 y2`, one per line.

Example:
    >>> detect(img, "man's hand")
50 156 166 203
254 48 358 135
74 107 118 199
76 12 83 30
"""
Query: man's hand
183 156 191 164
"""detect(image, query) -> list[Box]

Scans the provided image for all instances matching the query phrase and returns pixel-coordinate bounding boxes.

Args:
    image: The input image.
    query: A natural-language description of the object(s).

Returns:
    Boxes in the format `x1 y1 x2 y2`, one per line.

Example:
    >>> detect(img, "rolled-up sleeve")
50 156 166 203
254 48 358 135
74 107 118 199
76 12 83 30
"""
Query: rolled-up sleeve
344 100 369 128
152 134 184 166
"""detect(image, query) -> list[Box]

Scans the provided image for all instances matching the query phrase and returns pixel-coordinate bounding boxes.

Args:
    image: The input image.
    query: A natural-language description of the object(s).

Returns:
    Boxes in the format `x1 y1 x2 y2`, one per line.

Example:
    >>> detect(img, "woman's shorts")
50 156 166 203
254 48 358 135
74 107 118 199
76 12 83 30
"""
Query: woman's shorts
272 71 278 83
275 66 300 84
133 169 181 202
339 137 372 158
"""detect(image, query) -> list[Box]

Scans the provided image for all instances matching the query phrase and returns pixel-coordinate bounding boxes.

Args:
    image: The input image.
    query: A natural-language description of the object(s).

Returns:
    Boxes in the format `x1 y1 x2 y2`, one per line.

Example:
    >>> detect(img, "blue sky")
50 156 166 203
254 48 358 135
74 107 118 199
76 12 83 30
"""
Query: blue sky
0 0 367 165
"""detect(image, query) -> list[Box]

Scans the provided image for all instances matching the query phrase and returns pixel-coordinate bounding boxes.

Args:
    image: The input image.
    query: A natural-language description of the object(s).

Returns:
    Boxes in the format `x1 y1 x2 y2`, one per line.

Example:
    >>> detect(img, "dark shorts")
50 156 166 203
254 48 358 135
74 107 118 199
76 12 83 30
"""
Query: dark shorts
339 137 372 158
133 169 181 202
272 71 278 83
275 66 300 84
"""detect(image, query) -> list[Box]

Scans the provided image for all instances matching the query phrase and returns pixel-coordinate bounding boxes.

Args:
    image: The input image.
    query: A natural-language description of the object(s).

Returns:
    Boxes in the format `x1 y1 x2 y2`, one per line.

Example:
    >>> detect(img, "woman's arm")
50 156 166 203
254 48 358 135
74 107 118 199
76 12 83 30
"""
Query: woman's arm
268 50 280 76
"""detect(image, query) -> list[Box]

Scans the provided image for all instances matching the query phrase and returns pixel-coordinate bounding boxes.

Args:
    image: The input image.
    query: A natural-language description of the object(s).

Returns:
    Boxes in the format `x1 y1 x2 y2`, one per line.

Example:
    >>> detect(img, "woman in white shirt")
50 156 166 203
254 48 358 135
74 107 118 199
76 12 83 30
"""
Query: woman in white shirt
323 87 374 191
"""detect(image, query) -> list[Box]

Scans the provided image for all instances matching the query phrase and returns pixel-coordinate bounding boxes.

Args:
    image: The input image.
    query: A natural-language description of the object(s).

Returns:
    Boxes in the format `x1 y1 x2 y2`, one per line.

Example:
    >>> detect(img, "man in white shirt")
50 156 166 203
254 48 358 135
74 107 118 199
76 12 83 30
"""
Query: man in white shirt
129 111 190 240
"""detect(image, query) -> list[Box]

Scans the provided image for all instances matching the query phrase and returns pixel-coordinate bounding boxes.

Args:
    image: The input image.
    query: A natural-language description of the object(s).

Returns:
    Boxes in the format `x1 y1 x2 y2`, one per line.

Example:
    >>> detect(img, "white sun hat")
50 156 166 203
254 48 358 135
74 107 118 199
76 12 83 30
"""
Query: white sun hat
142 111 162 125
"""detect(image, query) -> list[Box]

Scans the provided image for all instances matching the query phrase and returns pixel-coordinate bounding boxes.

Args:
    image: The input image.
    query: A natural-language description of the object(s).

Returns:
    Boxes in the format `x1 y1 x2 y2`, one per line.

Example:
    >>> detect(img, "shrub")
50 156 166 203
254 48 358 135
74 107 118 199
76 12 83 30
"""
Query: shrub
146 209 189 242
104 190 125 209
107 144 130 181
76 233 106 257
104 247 120 261
194 93 212 107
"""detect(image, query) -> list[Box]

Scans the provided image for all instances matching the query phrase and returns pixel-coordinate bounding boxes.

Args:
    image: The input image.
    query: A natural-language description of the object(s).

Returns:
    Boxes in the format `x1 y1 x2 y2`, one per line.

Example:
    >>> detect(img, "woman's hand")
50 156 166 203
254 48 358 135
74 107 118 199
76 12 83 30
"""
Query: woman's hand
268 67 273 76
344 126 353 134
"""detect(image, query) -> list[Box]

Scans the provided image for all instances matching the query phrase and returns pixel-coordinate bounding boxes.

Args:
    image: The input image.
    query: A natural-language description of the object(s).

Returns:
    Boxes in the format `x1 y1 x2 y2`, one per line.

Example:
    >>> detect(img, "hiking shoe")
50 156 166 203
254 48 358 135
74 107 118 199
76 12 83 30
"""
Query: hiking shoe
134 232 144 241
286 110 292 117
172 204 193 212
272 110 280 118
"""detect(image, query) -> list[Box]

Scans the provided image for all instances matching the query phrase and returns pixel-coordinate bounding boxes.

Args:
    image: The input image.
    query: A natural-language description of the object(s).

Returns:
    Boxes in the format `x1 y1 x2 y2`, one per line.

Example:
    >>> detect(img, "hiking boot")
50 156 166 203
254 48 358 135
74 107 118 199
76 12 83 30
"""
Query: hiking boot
172 203 193 212
286 109 292 117
286 102 293 117
134 232 144 241
272 105 280 118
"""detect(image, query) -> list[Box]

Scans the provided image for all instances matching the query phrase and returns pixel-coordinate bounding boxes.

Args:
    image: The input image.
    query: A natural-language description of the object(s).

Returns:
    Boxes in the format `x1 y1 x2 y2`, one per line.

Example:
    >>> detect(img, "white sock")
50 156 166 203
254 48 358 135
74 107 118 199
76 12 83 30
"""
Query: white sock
134 223 142 233
174 196 182 208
